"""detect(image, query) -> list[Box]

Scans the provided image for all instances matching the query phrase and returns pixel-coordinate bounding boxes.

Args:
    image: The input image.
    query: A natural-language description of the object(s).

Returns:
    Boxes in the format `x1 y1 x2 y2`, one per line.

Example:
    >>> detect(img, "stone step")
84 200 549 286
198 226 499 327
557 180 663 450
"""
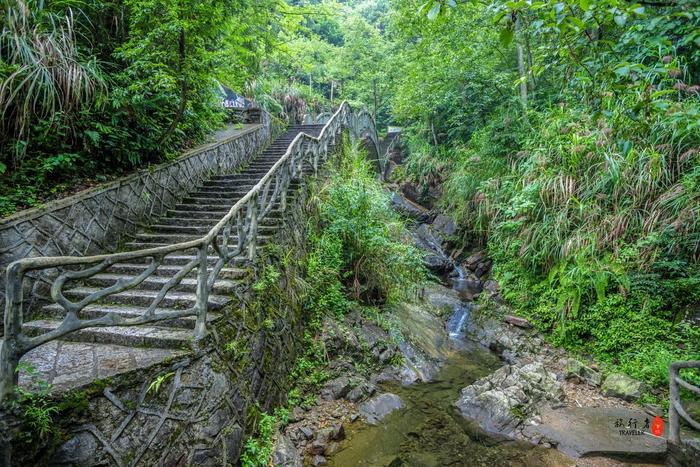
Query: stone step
40 303 222 329
22 320 194 350
108 262 248 280
163 208 283 220
63 286 231 309
195 184 256 193
129 254 249 267
123 239 270 252
132 232 273 245
146 223 278 235
86 273 239 294
154 215 281 228
172 201 282 212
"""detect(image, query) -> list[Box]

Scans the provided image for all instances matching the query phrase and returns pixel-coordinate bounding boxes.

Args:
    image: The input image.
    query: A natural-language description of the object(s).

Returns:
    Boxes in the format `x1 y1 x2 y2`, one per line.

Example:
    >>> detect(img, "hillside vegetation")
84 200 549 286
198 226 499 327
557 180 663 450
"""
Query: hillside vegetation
2 0 699 393
387 0 700 392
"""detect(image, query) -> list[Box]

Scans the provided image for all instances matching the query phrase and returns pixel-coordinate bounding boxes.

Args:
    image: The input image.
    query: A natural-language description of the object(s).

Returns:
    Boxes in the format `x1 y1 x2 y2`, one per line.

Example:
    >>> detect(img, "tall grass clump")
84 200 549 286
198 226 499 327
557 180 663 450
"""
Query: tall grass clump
306 136 424 315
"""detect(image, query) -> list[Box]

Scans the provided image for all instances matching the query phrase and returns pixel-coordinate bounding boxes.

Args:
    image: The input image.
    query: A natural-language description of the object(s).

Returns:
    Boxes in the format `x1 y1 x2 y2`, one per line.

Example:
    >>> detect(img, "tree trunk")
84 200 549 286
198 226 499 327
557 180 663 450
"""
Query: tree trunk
157 27 187 148
516 17 528 107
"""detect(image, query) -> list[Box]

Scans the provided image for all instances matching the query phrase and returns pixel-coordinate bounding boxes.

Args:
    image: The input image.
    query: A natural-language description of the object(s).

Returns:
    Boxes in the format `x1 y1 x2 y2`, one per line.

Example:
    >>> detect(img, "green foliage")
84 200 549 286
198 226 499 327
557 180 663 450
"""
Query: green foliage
240 408 289 467
0 0 284 217
146 371 175 396
309 136 425 307
398 0 700 392
12 363 59 440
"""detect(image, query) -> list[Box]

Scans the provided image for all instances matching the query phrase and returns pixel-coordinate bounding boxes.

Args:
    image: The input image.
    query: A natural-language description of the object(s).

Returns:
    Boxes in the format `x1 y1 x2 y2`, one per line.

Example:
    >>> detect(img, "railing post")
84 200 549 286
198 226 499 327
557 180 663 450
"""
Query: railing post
280 165 290 211
193 243 209 340
248 195 258 261
669 363 681 444
1 262 27 403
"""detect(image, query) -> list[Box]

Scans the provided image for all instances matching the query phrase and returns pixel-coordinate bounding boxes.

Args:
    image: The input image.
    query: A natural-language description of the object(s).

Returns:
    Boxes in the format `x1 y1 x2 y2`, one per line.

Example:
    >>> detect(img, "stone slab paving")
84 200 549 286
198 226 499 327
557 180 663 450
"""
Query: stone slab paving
11 339 185 393
523 407 667 461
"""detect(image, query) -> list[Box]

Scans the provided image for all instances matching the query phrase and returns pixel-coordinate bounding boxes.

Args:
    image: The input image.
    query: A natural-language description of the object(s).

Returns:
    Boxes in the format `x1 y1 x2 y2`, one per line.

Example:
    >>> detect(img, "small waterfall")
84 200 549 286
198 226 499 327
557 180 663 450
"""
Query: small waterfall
447 303 471 339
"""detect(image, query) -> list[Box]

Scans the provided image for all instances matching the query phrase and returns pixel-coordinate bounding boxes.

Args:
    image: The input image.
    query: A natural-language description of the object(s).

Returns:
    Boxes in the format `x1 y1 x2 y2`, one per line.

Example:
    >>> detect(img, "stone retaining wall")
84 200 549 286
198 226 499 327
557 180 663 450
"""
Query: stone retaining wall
0 113 278 313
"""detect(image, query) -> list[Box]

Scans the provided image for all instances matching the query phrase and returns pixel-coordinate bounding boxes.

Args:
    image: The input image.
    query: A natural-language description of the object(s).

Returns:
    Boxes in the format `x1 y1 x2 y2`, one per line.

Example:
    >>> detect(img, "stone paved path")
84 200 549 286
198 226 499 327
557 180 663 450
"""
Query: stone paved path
15 340 185 392
13 124 324 394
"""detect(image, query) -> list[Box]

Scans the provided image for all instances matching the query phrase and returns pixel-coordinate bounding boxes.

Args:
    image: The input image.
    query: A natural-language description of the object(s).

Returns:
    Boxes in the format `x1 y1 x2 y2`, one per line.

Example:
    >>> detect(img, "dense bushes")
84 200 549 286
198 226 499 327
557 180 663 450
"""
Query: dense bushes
391 0 700 391
0 0 279 217
307 136 424 314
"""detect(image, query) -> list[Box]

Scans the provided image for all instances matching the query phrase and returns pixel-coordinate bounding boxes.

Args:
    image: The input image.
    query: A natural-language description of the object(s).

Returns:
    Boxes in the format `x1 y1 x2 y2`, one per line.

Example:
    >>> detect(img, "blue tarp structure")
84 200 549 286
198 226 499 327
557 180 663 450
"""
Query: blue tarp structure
217 82 254 109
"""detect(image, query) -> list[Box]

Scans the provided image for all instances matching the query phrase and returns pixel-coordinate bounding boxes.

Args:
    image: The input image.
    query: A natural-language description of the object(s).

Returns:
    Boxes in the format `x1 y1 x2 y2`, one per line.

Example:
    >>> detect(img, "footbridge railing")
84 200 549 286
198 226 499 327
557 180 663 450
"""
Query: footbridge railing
669 360 700 444
0 102 379 401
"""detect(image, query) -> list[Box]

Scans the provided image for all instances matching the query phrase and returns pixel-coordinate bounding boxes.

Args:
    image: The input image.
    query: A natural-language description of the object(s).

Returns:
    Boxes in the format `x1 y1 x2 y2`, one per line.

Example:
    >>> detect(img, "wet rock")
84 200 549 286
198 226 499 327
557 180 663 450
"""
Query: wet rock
601 373 646 401
431 214 457 238
346 381 377 402
53 432 97 465
272 434 301 467
474 260 492 278
463 251 486 270
564 359 601 386
423 253 453 273
451 276 483 301
422 283 461 312
522 407 667 459
414 224 452 272
391 192 428 219
288 406 305 423
504 315 532 329
455 362 563 436
310 440 327 455
325 441 341 456
320 376 352 401
390 300 452 382
298 426 314 440
330 423 345 441
359 393 403 425
311 454 328 466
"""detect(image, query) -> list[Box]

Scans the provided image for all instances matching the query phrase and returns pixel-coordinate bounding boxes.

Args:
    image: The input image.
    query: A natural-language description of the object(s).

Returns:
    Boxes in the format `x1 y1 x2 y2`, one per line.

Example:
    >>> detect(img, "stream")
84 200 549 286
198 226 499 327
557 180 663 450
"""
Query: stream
328 301 574 467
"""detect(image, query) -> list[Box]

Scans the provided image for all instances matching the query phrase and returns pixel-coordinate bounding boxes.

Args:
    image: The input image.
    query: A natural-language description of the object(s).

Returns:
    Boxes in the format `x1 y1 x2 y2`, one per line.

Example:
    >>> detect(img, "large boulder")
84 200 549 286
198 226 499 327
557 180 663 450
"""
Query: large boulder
414 224 453 273
359 393 403 425
271 434 302 467
390 192 428 219
564 359 601 387
431 214 457 239
455 361 563 436
601 373 646 401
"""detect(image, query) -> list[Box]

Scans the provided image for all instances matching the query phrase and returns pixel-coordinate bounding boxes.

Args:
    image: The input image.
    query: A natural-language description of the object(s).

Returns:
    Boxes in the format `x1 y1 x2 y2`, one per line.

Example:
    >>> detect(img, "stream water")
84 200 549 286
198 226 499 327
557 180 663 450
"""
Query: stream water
328 303 575 467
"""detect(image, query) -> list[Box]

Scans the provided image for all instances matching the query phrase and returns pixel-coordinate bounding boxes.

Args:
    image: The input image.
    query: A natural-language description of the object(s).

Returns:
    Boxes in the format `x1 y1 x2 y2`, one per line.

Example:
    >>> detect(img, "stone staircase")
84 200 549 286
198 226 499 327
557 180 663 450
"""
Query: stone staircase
16 124 324 391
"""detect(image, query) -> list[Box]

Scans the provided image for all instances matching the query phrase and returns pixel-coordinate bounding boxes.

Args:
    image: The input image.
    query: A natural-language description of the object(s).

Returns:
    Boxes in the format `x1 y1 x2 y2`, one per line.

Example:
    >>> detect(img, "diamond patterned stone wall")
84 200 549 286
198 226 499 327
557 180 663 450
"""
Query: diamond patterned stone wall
14 171 316 466
0 115 276 316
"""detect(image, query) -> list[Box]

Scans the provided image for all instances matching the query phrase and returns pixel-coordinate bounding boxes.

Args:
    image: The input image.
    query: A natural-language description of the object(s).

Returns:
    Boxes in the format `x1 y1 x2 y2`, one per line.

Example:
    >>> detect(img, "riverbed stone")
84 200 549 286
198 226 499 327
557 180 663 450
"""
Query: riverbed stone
431 214 457 238
390 192 428 219
564 359 601 386
320 376 353 401
602 373 646 401
455 361 562 436
522 407 667 460
272 434 301 467
359 393 403 425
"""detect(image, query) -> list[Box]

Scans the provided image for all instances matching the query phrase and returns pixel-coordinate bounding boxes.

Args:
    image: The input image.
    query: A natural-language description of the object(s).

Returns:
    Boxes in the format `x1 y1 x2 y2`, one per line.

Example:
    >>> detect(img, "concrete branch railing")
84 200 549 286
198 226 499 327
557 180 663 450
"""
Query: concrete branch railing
0 102 379 401
669 360 700 444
